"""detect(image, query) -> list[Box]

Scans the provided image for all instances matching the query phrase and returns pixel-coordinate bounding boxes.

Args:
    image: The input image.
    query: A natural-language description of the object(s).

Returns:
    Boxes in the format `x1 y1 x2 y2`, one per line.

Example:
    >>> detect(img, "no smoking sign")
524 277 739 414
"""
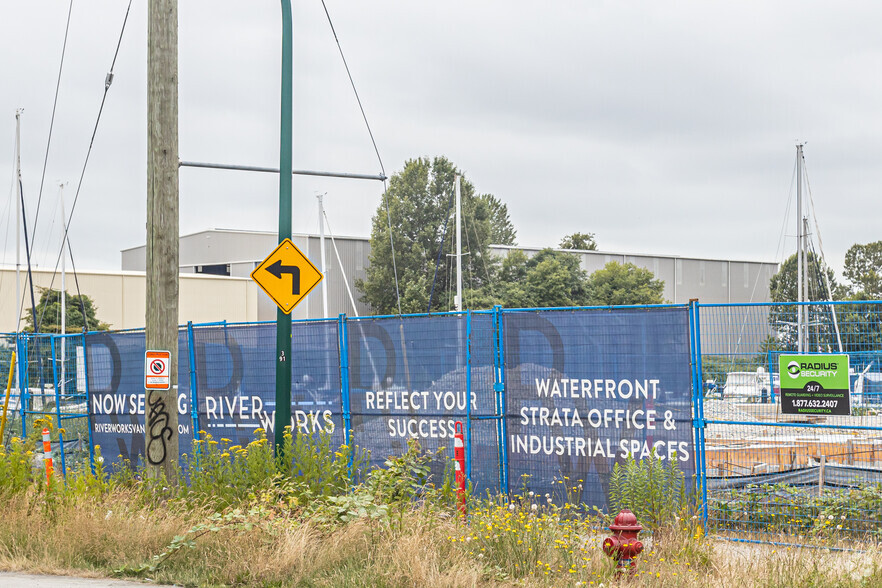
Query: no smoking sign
145 350 171 390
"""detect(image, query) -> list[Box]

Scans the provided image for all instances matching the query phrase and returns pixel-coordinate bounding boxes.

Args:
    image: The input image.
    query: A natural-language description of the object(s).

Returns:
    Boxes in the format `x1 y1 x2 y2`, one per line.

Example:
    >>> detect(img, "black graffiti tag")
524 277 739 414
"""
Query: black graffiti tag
146 391 173 466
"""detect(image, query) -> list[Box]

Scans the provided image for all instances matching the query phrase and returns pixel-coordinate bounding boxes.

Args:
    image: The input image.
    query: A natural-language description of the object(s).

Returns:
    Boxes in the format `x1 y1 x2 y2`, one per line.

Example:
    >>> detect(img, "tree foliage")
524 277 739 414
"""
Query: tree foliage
768 251 841 303
559 232 597 251
469 254 667 309
23 288 110 333
357 156 516 314
843 240 882 300
358 156 668 313
586 262 665 306
767 252 845 352
468 249 590 309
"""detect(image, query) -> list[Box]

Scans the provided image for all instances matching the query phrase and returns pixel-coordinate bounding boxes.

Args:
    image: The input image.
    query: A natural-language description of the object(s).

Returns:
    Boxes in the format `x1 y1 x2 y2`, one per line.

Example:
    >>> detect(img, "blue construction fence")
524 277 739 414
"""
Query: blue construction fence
0 304 695 511
2 300 882 542
697 300 882 542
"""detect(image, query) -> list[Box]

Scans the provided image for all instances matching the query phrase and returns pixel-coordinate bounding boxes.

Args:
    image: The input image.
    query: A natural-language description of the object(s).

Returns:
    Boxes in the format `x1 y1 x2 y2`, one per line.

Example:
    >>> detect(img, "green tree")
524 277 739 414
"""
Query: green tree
481 193 517 246
467 249 531 309
525 249 590 307
559 232 597 251
767 252 843 351
467 248 591 309
843 241 882 300
357 156 516 314
768 251 841 303
23 288 110 333
585 262 665 306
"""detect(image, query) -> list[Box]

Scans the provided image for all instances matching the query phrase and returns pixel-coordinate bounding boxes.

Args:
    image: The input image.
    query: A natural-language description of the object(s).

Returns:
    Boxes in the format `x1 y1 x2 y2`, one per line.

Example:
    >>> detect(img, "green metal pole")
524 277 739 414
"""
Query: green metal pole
274 0 293 454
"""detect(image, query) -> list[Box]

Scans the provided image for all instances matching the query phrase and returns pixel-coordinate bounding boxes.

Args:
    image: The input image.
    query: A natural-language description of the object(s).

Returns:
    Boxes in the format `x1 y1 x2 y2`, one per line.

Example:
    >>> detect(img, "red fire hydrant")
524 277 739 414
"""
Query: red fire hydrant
602 509 644 575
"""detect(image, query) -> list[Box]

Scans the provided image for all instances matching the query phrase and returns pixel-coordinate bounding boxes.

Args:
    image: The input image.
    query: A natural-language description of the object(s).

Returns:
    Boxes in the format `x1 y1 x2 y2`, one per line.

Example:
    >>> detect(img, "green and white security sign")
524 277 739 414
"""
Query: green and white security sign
778 354 850 415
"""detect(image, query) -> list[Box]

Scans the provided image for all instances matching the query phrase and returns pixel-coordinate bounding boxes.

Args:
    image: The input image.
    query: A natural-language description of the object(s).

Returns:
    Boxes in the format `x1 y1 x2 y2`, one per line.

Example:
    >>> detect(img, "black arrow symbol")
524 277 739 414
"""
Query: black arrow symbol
266 260 300 294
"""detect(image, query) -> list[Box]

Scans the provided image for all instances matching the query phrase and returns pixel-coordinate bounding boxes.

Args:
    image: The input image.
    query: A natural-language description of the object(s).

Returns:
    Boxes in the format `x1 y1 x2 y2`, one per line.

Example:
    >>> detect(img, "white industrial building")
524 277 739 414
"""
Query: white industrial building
121 228 372 322
1 228 779 332
123 229 778 319
490 245 779 305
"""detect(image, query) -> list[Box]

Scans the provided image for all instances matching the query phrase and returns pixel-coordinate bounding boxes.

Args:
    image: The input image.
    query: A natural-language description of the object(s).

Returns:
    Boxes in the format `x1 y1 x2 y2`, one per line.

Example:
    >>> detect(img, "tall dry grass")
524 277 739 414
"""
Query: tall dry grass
1 486 880 587
1 427 881 587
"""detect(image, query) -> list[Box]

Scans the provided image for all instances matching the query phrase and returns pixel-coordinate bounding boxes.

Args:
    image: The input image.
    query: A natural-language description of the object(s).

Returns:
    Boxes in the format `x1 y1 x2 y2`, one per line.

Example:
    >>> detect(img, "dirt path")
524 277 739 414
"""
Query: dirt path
0 571 179 587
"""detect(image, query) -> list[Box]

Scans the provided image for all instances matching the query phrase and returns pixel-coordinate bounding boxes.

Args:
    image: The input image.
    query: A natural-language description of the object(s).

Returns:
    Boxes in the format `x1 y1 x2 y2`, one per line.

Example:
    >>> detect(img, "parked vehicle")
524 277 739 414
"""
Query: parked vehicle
722 370 779 403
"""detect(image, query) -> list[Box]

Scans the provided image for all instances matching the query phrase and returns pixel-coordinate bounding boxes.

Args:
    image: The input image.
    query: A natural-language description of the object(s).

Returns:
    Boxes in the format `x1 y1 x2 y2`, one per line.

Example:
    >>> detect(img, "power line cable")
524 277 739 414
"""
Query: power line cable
468 197 496 292
37 0 133 332
427 188 455 312
381 183 402 315
319 0 401 314
63 237 91 333
319 0 384 177
18 181 39 334
30 0 74 254
735 153 797 352
803 165 843 351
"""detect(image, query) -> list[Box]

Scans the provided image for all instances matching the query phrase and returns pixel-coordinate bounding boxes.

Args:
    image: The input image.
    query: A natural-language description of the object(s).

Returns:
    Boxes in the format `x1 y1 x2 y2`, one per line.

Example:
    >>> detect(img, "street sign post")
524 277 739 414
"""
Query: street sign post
251 238 323 314
274 0 294 456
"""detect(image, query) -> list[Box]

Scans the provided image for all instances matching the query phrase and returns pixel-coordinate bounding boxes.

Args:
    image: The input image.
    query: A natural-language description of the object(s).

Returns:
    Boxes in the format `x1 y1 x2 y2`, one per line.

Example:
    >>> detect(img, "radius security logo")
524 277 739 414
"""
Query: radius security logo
778 354 850 416
785 359 840 380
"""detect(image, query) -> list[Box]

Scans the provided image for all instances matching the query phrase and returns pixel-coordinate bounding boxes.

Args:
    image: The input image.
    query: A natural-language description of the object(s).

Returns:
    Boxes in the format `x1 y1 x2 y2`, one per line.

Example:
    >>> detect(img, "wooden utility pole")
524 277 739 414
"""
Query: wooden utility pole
146 0 179 482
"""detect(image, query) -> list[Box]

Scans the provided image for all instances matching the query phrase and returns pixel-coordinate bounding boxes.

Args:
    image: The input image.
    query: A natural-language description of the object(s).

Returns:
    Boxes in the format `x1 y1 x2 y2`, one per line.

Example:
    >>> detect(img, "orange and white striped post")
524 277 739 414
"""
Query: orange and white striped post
454 421 466 516
42 427 53 484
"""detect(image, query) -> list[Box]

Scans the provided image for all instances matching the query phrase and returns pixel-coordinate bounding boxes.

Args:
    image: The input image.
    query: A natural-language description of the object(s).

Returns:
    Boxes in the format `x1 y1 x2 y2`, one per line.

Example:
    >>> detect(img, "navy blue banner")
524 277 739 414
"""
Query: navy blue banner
84 308 694 509
191 321 344 449
87 321 346 472
87 330 193 470
503 307 694 509
347 313 501 494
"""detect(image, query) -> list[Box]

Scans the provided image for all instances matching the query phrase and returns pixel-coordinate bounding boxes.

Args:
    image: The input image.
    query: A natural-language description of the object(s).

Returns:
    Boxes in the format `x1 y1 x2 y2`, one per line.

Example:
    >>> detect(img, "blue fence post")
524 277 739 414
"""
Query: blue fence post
50 335 67 478
18 335 26 437
691 301 709 530
493 305 508 494
82 331 96 474
465 310 472 481
187 322 200 453
338 313 352 450
688 301 702 495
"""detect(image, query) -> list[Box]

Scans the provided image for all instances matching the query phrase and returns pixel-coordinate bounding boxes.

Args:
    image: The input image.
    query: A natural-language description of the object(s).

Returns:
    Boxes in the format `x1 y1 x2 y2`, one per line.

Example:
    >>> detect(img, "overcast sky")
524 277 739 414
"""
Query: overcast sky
1 1 880 282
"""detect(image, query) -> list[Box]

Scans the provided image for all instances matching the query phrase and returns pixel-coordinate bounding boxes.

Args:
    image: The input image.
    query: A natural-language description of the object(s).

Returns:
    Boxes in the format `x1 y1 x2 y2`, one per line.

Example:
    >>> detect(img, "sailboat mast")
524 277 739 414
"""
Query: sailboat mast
317 193 328 319
796 144 805 353
14 111 22 334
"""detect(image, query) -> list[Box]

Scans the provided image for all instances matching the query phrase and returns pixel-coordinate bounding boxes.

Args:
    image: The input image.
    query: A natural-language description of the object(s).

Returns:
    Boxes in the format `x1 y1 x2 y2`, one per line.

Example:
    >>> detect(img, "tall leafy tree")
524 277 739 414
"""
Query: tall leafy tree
769 251 841 303
524 249 590 307
23 288 110 333
843 240 882 300
471 248 590 309
357 156 516 314
834 241 882 353
559 232 597 251
480 193 517 246
767 252 843 351
586 262 664 306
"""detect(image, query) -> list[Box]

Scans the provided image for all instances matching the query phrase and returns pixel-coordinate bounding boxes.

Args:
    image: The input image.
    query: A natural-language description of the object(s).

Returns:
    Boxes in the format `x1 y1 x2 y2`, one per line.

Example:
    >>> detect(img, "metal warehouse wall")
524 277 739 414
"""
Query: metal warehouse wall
0 267 259 332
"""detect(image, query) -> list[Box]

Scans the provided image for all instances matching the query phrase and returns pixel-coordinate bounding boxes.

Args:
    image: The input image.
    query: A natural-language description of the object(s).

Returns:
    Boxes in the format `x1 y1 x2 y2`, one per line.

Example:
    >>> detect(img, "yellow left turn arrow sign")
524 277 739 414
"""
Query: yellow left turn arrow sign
251 238 323 314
